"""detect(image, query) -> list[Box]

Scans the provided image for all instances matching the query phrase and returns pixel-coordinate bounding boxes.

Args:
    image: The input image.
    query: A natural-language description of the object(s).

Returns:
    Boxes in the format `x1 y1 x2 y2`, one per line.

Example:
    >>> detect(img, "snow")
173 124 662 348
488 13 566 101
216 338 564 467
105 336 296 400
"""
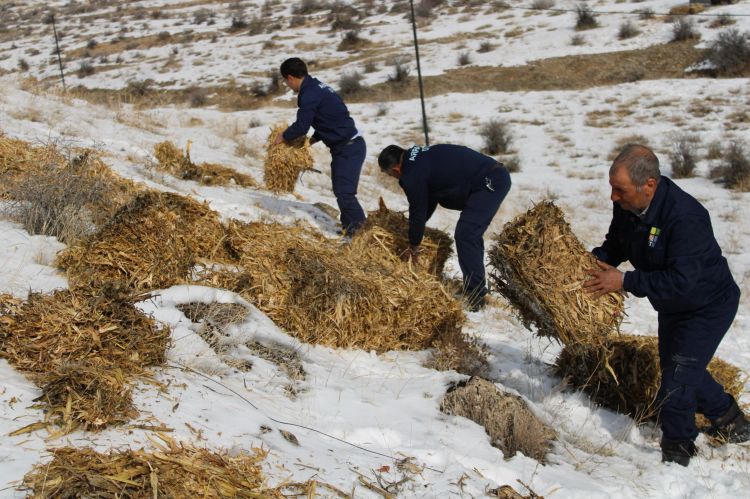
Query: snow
1 1 750 497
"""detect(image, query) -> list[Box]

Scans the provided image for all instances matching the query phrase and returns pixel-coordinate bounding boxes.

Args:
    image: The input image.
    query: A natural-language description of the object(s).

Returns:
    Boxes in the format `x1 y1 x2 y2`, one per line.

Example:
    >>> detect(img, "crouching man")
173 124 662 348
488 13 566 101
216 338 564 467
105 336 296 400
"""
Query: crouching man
584 144 749 466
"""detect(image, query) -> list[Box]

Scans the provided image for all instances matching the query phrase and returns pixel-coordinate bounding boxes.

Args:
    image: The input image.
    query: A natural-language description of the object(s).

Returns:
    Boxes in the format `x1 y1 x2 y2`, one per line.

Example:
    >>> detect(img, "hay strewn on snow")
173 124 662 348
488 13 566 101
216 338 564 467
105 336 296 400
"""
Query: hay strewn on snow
198 221 477 371
21 437 280 498
359 197 453 276
0 290 168 432
57 191 230 291
263 124 314 192
153 140 257 187
441 377 555 462
489 201 624 344
554 334 746 422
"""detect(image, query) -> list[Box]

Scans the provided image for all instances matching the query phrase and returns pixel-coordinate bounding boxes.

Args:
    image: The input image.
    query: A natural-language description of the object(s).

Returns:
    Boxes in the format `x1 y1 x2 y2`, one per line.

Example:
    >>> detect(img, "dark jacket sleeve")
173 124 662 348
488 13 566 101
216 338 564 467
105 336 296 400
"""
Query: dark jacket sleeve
623 215 708 300
283 89 321 141
592 209 626 267
405 183 434 247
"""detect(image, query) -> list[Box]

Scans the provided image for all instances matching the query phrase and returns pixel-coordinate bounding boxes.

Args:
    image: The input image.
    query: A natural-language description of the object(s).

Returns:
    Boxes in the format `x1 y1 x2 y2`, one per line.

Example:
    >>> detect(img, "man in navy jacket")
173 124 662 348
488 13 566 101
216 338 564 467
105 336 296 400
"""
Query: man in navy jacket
275 57 366 235
584 144 749 466
377 144 511 311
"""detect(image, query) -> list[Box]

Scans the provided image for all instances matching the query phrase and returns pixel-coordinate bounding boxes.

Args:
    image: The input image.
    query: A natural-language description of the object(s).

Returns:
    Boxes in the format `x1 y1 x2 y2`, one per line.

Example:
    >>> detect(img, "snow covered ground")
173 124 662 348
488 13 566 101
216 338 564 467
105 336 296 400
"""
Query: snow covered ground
1 1 749 497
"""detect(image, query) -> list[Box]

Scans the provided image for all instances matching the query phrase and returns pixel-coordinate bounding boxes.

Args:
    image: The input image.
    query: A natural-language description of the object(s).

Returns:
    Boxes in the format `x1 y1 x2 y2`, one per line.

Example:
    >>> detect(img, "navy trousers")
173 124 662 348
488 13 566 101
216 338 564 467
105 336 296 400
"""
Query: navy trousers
657 282 740 442
329 136 366 235
455 166 511 298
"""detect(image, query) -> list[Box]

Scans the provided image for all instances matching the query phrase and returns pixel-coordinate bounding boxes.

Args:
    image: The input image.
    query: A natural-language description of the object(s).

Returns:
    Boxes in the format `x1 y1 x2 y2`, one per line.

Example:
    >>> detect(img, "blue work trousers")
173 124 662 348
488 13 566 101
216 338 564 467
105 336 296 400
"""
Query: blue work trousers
657 282 740 442
329 136 366 235
456 166 511 298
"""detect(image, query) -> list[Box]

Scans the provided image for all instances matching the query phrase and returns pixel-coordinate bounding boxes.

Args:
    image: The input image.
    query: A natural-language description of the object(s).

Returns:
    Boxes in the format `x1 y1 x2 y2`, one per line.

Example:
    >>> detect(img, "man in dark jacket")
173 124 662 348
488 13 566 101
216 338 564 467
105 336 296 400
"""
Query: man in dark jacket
274 57 366 235
584 144 749 466
377 144 511 311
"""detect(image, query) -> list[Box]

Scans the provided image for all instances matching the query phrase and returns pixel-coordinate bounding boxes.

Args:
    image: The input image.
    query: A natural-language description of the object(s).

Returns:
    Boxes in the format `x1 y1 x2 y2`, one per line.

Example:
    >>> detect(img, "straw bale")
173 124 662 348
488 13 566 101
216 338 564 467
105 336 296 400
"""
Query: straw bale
441 377 555 462
263 124 314 192
21 437 281 498
488 201 624 345
0 289 168 431
57 191 230 291
358 197 453 276
154 140 256 187
554 334 746 423
200 222 469 364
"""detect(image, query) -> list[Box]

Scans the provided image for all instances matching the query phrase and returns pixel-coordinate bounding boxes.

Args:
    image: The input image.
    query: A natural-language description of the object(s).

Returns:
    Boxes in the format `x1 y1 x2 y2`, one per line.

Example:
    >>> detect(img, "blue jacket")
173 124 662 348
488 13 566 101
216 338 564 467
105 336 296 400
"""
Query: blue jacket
399 144 498 246
593 176 736 314
282 76 358 148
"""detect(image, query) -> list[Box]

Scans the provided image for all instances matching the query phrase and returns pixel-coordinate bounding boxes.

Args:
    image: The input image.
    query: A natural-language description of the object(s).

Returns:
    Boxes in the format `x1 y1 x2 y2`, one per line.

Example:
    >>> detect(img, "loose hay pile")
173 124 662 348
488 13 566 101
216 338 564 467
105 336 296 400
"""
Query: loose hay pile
0 290 168 432
198 221 477 371
21 437 281 498
57 191 230 291
153 140 257 187
359 197 454 276
263 124 314 192
554 334 746 422
0 132 65 195
441 377 555 462
489 201 624 344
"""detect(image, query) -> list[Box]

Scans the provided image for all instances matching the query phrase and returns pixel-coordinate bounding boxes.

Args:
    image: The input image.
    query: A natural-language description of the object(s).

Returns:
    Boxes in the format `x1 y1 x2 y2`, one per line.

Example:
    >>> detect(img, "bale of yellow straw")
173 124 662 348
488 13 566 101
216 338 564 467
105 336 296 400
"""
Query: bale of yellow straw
263 124 314 192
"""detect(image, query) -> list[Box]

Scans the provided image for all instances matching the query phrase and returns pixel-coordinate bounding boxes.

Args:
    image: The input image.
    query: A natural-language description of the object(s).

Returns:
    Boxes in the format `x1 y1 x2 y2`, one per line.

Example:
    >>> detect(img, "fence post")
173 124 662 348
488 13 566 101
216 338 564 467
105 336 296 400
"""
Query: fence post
51 14 66 92
409 0 429 146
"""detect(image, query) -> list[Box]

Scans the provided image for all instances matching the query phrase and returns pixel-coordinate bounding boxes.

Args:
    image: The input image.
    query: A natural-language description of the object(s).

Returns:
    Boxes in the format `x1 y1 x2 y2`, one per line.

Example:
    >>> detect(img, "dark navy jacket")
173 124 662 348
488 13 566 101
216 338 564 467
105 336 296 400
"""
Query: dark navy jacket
399 144 498 246
282 76 358 149
593 176 736 315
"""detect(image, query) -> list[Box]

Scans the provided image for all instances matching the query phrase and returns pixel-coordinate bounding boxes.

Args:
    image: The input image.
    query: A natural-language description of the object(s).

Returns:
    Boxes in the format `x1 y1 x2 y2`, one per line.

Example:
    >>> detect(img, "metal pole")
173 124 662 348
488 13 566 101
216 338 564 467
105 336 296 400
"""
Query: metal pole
409 0 429 146
51 14 66 92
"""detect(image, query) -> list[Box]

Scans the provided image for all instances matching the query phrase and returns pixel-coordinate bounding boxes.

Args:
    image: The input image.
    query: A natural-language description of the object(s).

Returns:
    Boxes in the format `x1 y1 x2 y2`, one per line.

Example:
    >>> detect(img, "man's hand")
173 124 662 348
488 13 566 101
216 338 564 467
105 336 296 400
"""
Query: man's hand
401 245 420 267
273 132 285 145
583 259 623 298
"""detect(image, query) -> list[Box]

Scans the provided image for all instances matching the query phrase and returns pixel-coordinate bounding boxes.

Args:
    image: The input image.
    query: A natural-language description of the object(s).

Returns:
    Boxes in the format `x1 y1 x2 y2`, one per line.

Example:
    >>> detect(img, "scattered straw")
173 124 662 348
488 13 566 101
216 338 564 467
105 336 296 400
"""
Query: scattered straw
21 436 281 498
359 197 453 276
153 140 257 187
57 191 231 291
263 124 314 192
554 334 746 423
0 289 168 432
489 201 624 344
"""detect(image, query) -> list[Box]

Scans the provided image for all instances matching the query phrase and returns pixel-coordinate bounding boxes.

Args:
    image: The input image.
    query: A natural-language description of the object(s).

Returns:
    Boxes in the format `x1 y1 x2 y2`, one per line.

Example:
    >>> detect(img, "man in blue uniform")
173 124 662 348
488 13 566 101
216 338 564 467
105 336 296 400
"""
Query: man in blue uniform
584 144 749 466
274 57 366 235
377 144 511 311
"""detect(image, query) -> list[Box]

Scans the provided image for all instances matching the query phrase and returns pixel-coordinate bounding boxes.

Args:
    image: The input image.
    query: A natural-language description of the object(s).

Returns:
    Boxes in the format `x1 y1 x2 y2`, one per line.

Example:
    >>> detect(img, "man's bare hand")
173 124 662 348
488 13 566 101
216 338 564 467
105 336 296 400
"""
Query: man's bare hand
401 245 420 267
583 259 623 298
273 132 284 145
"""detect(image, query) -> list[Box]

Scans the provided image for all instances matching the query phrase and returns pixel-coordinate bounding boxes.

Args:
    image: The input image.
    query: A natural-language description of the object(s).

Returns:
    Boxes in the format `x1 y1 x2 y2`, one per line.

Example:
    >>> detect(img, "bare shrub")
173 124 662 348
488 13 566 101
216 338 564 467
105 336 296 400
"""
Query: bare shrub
193 8 211 24
157 31 170 41
17 58 29 71
477 41 493 53
531 0 555 9
186 85 208 107
77 61 95 78
669 135 699 178
337 30 364 51
711 141 750 190
292 0 324 15
457 50 471 66
86 38 97 49
618 21 640 40
502 155 521 173
125 79 153 97
570 34 585 46
363 60 378 73
638 8 654 20
705 28 750 76
480 119 512 155
338 71 362 96
671 18 699 42
329 2 359 31
710 14 735 29
575 3 597 31
387 58 410 84
416 0 446 18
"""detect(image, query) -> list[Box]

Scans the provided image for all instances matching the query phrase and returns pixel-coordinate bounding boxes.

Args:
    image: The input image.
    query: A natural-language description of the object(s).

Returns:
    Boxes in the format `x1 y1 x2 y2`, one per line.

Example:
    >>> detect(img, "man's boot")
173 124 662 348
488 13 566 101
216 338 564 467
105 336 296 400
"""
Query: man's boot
661 438 697 467
709 396 750 444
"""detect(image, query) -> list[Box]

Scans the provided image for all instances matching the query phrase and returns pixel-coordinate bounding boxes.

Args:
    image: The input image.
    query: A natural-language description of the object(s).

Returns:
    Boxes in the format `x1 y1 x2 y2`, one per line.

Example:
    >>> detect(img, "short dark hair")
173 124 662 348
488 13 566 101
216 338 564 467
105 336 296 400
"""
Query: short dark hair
378 145 405 171
280 57 308 78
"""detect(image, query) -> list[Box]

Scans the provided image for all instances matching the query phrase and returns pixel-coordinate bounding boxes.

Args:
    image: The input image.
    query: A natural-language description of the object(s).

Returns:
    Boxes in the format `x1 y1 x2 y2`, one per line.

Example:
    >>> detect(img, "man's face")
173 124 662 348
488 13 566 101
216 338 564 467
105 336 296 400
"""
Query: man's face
609 164 655 213
281 75 302 93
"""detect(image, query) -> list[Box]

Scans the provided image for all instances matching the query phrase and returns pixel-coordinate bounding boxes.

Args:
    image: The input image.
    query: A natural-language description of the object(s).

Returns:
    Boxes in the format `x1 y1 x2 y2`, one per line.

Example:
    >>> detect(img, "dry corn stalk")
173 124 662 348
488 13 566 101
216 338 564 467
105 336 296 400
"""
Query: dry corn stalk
263 124 314 192
154 140 256 187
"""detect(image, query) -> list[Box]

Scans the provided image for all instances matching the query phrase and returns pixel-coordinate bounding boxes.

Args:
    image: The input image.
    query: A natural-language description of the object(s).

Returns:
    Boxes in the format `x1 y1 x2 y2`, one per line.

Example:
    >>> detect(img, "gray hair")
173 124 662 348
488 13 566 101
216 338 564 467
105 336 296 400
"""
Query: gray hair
610 144 660 187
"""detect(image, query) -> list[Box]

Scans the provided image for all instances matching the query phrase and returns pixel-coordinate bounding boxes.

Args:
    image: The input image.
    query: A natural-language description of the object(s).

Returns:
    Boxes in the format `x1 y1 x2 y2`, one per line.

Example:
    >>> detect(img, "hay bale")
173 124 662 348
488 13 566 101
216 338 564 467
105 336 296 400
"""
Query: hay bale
154 140 256 187
488 201 624 344
441 377 555 462
263 124 314 192
21 437 281 498
554 334 746 423
358 197 453 276
199 222 472 369
57 191 230 291
0 289 168 432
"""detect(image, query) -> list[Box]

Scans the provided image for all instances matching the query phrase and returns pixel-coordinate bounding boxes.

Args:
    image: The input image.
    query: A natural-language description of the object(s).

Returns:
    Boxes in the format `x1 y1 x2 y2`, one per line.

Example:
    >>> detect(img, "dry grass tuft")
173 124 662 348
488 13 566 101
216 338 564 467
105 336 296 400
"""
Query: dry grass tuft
555 334 745 424
153 140 256 187
441 377 555 461
263 124 314 192
21 436 281 498
489 201 624 344
0 289 168 433
57 191 230 292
